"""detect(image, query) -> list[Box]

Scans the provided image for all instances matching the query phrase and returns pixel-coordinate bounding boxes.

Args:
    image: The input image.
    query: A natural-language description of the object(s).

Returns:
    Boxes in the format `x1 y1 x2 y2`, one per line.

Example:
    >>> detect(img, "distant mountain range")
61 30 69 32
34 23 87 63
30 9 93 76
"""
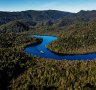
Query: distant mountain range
0 10 96 33
0 10 96 24
0 10 71 25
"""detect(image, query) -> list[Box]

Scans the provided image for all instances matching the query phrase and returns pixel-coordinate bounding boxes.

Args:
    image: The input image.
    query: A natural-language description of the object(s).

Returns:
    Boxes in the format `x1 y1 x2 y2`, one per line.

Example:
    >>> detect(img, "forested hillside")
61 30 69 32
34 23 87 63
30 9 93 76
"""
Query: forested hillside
0 10 70 25
47 20 96 54
1 10 96 90
0 33 42 89
0 10 96 34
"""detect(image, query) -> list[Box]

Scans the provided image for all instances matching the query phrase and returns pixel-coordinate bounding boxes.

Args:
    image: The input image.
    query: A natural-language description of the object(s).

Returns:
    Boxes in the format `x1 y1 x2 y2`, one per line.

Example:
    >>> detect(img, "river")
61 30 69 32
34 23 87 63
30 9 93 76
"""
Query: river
24 35 96 60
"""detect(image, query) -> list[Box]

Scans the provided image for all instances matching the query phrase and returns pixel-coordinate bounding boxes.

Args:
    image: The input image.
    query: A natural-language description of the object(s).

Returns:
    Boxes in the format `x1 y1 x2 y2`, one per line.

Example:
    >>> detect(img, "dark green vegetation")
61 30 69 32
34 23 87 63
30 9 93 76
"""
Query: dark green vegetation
10 60 96 90
0 10 96 90
1 34 96 90
0 10 70 25
0 33 42 90
1 10 96 35
47 20 96 54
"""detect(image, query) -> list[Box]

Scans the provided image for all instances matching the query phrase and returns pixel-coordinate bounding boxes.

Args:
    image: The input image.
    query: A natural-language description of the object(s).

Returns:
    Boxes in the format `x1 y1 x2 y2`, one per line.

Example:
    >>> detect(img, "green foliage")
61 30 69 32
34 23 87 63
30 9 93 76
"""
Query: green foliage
10 59 96 90
0 33 42 90
47 21 96 54
0 10 69 25
1 10 96 90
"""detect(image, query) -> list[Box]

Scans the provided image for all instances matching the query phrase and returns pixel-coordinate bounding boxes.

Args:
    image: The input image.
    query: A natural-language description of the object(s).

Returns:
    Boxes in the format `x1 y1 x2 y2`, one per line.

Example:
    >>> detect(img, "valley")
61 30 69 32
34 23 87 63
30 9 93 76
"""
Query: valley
0 10 96 90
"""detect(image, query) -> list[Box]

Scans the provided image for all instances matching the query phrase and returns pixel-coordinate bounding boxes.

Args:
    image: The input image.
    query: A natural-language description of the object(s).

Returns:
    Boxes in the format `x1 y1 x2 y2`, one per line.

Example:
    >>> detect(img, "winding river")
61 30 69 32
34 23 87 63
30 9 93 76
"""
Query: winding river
24 35 96 60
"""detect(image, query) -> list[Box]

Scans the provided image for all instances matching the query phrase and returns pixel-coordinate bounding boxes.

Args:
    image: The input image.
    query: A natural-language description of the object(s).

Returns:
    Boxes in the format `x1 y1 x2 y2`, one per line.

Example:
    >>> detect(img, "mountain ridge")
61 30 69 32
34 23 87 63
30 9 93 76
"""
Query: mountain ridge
1 10 96 33
0 10 71 25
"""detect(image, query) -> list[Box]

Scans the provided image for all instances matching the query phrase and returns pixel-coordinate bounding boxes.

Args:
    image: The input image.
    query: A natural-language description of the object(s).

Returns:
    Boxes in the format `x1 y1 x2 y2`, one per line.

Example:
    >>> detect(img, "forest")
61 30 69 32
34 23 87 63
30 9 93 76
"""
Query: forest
1 33 96 90
0 10 96 90
47 20 96 54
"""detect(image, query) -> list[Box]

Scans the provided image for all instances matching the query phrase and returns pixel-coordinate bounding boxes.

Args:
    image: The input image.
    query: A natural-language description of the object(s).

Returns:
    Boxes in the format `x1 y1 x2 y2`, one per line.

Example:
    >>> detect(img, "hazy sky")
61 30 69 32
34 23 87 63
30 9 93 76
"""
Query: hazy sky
0 0 96 12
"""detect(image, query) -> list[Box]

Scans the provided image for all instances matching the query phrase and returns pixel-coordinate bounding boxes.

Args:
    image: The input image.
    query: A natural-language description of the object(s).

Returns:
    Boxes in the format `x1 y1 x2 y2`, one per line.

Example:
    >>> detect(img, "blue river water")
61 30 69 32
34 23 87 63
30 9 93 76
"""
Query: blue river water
24 35 96 60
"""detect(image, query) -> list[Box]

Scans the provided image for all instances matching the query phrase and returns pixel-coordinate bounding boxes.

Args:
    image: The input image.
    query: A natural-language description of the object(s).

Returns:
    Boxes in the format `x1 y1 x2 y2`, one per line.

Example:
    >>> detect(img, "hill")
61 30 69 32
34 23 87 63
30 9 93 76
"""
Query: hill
0 20 39 33
1 10 96 34
47 20 96 54
56 10 96 27
0 10 71 25
1 10 96 90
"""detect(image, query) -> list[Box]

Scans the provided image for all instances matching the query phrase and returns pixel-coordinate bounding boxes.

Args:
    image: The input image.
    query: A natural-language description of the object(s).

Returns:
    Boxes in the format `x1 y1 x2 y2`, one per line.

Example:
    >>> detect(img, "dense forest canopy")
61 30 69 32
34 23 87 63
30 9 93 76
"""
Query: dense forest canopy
47 20 96 54
1 10 96 90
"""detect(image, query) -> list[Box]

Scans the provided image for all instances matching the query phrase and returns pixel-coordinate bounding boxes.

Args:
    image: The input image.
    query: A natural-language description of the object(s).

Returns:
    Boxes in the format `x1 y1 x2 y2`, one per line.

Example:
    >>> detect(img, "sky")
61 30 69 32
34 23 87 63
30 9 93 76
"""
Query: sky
0 0 96 12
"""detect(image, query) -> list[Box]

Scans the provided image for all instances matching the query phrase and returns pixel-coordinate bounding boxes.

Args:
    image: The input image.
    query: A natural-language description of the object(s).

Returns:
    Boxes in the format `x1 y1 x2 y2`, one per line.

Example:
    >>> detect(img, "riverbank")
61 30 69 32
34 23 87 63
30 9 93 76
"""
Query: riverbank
0 33 43 89
24 35 96 60
23 38 43 49
47 42 96 55
46 22 96 55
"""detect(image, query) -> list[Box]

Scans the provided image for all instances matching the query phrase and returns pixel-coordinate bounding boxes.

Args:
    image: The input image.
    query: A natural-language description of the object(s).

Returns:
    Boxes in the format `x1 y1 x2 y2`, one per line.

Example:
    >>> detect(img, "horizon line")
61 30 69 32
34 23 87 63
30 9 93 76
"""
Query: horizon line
0 9 96 13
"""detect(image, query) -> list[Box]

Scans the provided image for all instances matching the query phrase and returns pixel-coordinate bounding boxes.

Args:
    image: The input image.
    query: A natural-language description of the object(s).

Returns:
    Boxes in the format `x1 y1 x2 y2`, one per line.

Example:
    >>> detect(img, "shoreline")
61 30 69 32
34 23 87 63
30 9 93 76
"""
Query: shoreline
46 46 96 56
24 34 96 60
24 39 43 48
